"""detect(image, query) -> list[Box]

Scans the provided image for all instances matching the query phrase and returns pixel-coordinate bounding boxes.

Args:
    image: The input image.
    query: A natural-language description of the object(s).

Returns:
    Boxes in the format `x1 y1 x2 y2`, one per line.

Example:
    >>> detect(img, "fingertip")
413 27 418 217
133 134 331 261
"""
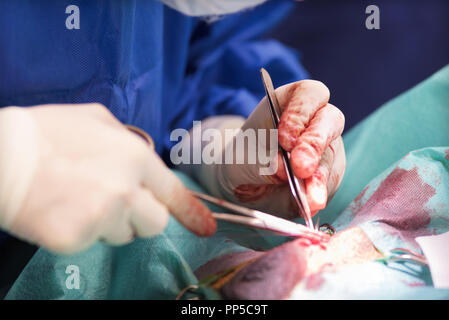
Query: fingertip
199 214 217 237
200 205 217 236
291 146 319 179
308 185 327 210
183 196 217 237
306 176 328 212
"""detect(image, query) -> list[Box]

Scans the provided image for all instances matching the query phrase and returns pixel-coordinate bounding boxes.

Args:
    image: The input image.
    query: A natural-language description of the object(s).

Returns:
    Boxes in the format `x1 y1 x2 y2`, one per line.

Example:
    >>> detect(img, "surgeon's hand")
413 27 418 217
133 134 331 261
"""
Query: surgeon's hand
192 80 345 219
0 104 215 254
275 80 346 214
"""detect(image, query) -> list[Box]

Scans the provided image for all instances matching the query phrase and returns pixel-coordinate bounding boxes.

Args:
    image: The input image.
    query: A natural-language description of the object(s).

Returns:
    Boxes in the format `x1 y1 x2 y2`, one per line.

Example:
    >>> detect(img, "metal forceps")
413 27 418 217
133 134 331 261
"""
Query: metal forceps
192 191 329 243
260 68 314 229
380 248 428 266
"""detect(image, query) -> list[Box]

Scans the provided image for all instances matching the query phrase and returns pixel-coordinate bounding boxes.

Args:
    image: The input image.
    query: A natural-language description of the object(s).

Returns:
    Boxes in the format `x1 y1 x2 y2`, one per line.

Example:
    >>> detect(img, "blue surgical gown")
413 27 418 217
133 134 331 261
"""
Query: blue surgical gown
0 0 308 242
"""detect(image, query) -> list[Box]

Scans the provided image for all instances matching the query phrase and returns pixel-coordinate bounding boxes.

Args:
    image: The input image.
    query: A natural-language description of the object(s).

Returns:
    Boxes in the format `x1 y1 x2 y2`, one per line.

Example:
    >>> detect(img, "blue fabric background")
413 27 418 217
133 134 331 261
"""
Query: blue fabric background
0 0 307 242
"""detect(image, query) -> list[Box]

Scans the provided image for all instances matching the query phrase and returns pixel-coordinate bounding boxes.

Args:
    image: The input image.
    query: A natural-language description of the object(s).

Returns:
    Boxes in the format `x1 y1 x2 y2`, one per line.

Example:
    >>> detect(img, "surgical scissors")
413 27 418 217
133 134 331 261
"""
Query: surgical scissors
192 190 329 243
260 68 315 229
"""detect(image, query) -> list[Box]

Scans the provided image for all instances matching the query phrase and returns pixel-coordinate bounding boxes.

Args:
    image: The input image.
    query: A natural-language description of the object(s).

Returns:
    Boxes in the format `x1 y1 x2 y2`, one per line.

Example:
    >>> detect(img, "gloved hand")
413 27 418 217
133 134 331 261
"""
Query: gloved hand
0 104 215 254
187 80 345 219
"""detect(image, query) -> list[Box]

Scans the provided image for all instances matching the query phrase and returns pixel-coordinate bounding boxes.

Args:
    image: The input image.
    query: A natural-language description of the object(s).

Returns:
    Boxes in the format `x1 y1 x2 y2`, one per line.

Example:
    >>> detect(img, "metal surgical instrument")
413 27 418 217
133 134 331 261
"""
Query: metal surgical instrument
260 68 315 229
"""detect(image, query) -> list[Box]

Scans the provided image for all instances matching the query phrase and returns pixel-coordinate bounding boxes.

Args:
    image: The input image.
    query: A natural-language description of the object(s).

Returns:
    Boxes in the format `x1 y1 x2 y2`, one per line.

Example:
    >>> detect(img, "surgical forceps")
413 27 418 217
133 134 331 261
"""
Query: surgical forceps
192 190 329 243
260 68 314 229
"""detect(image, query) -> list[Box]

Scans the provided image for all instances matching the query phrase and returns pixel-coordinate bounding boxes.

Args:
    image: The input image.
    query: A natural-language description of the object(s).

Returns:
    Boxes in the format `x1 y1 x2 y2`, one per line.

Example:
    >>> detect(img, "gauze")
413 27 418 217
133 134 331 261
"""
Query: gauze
158 0 267 16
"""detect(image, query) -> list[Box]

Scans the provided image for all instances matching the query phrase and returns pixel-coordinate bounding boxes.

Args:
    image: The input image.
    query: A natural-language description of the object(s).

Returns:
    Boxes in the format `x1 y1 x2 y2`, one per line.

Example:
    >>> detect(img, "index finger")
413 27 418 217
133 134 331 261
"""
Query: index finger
277 80 330 151
142 150 216 237
291 104 345 179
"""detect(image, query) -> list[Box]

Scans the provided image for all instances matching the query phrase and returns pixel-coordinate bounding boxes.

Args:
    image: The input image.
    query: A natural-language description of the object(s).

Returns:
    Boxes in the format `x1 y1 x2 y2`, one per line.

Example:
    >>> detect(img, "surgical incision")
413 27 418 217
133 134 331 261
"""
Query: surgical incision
194 226 382 299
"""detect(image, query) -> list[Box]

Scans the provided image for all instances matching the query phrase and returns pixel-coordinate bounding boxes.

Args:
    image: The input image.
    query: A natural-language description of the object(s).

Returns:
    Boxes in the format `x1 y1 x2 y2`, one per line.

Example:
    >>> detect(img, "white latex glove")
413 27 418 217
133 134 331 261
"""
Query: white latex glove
183 80 345 219
0 104 215 254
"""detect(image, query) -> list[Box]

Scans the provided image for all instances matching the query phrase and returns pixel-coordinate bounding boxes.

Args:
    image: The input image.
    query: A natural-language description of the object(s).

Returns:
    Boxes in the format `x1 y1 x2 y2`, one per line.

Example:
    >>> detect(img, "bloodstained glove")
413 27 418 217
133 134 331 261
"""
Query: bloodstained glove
182 80 345 219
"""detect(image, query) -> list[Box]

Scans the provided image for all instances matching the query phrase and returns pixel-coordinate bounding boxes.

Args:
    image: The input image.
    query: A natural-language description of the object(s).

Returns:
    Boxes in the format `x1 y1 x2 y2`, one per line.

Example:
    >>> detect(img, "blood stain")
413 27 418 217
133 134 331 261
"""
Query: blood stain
349 186 369 214
304 263 333 291
350 167 436 247
404 281 425 287
305 273 325 290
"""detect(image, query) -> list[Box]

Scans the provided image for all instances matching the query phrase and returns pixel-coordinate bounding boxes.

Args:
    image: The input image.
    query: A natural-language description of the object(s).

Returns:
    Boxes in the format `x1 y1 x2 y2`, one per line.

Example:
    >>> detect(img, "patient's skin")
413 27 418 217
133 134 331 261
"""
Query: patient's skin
303 226 382 274
195 226 382 300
